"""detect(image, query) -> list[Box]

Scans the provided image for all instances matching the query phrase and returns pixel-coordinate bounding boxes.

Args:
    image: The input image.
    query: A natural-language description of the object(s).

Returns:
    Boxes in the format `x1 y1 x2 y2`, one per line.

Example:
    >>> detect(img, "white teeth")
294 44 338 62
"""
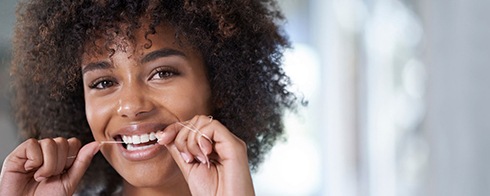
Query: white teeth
126 143 156 151
132 135 141 144
122 135 132 144
140 134 149 143
121 131 159 146
150 132 156 140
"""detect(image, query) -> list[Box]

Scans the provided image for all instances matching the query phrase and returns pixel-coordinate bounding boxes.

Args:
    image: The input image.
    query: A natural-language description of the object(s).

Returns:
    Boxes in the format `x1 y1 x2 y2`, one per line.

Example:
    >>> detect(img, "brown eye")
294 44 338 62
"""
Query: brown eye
157 71 174 78
89 79 116 89
150 67 179 80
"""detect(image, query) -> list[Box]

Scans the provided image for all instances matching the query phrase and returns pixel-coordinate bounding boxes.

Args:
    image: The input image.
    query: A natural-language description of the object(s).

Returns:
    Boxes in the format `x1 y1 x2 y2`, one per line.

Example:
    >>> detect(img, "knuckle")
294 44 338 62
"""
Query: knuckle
24 138 39 146
68 138 82 149
53 136 66 142
236 138 247 150
174 139 187 151
40 138 56 148
186 141 199 154
190 115 200 122
54 137 69 146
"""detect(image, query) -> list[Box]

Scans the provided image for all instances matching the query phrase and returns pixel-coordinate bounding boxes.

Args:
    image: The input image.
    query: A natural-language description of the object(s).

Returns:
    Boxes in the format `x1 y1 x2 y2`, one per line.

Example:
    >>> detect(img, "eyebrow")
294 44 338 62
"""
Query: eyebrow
82 61 113 75
81 48 187 74
141 48 187 64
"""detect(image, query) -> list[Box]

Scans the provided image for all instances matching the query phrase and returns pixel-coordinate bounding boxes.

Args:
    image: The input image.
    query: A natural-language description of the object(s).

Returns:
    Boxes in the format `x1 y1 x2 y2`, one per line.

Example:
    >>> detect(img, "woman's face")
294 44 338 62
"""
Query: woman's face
81 24 212 189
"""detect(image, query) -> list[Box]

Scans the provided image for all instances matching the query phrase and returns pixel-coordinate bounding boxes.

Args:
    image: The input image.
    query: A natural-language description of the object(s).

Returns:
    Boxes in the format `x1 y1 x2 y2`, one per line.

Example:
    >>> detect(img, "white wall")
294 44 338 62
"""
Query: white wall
421 0 490 195
0 0 19 165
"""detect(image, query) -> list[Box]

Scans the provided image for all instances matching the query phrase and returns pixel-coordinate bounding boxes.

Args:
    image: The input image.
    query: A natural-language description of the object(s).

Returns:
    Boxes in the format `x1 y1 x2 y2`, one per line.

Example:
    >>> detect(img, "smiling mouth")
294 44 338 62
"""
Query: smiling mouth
116 131 159 151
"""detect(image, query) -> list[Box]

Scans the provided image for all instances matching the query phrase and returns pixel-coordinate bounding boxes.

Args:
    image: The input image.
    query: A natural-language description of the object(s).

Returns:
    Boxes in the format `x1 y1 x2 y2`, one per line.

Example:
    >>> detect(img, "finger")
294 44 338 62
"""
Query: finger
156 123 180 146
186 117 212 163
185 116 215 167
2 139 43 173
0 139 43 195
189 115 214 143
53 137 69 175
189 116 214 156
198 134 214 156
157 123 194 180
63 141 100 193
186 126 207 164
163 122 198 158
196 118 248 161
34 139 58 181
174 125 195 163
22 139 44 172
157 123 194 163
65 138 82 169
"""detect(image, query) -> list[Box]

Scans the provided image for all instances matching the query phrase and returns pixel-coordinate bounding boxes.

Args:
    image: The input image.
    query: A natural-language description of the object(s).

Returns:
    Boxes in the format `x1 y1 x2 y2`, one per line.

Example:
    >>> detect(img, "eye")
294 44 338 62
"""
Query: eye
88 78 116 89
150 67 179 80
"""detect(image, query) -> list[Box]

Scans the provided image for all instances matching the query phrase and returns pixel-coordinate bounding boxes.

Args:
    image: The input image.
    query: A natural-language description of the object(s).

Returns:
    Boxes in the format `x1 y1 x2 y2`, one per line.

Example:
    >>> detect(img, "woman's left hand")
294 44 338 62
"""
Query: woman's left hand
157 115 254 196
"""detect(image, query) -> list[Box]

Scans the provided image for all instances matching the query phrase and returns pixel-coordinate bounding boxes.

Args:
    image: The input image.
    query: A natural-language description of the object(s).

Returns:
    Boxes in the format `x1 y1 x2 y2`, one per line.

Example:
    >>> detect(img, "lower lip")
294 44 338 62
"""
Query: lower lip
118 142 165 161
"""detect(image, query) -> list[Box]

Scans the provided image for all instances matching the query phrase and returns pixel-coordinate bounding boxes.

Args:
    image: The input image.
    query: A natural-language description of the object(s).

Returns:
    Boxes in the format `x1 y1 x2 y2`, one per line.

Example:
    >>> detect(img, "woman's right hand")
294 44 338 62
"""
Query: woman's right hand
0 138 100 196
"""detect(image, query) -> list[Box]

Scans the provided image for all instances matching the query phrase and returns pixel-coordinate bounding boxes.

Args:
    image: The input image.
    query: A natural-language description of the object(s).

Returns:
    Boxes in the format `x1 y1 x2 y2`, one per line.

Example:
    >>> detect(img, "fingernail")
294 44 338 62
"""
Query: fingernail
25 165 34 171
35 176 46 182
198 138 212 155
196 156 206 164
197 139 204 153
180 152 191 163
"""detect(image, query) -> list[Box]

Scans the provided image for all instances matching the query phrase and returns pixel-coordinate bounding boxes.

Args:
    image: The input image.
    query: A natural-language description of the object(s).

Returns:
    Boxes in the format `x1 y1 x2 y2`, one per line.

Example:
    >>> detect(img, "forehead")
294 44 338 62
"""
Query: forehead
81 23 191 64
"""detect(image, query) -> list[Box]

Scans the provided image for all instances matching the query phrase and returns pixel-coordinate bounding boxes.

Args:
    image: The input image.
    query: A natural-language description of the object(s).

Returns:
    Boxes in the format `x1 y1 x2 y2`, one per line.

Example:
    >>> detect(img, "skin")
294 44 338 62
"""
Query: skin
0 24 254 195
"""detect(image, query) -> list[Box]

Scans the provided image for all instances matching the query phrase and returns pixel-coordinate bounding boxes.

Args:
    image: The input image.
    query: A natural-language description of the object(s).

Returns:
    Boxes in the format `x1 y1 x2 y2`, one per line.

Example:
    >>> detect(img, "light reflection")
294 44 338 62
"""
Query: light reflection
253 43 322 195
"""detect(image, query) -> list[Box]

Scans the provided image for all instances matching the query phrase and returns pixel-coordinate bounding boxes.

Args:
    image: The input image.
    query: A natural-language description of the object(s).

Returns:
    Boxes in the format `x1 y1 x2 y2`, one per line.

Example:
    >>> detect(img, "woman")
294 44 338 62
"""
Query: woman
0 0 297 195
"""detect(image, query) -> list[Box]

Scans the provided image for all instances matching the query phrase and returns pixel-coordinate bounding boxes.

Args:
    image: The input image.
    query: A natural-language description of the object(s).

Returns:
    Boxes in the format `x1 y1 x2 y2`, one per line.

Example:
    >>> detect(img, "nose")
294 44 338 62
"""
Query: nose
117 84 153 119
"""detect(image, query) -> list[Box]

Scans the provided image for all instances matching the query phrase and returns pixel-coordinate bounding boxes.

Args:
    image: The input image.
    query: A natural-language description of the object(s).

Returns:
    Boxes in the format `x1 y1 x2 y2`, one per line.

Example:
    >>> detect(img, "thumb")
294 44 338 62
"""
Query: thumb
63 141 100 192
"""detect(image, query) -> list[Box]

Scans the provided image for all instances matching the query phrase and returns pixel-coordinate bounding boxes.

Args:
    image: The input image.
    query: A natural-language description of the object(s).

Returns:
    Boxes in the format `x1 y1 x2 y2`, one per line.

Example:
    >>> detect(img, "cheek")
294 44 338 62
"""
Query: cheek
194 78 213 113
153 87 209 121
84 96 113 140
175 84 212 118
85 101 100 138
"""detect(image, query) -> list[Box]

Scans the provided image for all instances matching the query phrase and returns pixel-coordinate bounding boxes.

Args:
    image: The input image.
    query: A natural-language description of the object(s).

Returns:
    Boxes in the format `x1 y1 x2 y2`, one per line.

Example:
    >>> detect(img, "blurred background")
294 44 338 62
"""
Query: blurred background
2 0 490 195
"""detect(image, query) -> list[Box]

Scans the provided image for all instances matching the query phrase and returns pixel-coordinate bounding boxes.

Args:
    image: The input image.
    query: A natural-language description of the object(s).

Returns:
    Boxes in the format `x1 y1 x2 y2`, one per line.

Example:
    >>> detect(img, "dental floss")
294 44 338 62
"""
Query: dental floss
177 121 212 168
176 122 213 144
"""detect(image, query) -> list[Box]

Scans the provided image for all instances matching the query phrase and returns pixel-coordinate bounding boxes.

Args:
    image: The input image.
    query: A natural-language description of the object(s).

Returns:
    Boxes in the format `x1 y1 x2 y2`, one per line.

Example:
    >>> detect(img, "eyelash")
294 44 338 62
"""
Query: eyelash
87 67 179 90
88 77 117 90
149 67 180 80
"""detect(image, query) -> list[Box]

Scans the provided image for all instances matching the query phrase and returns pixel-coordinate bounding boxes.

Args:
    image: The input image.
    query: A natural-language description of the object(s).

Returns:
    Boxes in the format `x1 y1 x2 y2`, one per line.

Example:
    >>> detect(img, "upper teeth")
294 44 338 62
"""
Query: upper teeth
122 132 158 144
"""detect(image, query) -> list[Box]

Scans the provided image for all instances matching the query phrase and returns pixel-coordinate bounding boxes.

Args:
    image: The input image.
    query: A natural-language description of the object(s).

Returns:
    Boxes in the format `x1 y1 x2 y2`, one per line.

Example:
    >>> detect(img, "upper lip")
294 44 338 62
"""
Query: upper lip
110 123 168 139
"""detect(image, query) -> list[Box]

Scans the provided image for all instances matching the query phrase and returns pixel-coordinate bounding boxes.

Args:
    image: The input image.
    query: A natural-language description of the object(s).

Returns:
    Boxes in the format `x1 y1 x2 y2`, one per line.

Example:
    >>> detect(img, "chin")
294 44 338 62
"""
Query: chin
102 144 184 189
123 162 182 188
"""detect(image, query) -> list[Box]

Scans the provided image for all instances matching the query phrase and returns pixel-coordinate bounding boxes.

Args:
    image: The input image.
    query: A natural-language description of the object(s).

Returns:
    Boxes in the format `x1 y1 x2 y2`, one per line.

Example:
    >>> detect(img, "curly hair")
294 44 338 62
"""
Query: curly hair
11 0 296 194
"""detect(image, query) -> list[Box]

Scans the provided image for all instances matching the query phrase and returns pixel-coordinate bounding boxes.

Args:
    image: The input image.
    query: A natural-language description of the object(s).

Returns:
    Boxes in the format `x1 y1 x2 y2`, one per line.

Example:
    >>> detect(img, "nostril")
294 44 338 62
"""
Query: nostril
116 97 153 119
